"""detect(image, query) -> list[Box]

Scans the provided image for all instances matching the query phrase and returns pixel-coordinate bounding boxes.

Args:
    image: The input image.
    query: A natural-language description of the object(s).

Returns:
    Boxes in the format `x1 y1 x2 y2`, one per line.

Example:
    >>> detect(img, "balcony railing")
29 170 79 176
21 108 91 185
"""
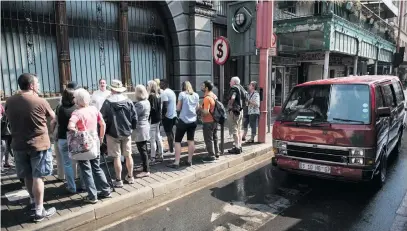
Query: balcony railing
274 1 396 44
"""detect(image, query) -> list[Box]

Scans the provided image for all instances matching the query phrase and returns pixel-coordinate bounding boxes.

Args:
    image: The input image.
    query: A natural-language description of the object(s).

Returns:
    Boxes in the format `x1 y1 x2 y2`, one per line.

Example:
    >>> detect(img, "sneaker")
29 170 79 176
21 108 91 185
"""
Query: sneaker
136 172 150 178
33 207 56 222
113 180 124 188
97 192 112 199
203 156 216 162
84 197 98 204
125 175 134 184
228 147 239 154
149 158 159 166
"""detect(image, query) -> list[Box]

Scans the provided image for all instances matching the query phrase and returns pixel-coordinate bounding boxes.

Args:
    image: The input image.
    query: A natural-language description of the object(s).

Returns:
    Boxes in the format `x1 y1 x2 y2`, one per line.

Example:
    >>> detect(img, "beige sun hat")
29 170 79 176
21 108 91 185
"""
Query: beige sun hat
108 79 127 92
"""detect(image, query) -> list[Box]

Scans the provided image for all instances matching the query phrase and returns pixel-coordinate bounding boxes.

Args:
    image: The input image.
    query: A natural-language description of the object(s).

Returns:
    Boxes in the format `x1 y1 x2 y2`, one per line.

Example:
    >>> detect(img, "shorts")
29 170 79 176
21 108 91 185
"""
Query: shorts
228 111 243 135
175 120 197 142
106 135 132 158
162 117 177 133
14 149 53 178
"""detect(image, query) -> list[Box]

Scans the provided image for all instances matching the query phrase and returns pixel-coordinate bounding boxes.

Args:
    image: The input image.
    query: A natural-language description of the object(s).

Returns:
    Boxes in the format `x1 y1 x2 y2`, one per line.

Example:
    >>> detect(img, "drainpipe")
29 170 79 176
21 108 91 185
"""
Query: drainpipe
255 0 273 143
396 1 404 75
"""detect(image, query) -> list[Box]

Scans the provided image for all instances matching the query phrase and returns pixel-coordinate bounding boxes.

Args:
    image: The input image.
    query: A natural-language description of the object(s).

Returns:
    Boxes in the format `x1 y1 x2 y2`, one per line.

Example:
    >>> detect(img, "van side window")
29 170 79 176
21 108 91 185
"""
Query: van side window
382 84 396 107
392 81 404 104
375 86 384 108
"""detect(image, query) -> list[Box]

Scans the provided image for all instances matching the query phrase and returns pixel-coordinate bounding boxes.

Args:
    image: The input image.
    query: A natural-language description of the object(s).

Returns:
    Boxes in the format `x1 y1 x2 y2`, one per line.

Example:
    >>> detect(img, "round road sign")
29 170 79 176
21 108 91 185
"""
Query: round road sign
213 36 230 65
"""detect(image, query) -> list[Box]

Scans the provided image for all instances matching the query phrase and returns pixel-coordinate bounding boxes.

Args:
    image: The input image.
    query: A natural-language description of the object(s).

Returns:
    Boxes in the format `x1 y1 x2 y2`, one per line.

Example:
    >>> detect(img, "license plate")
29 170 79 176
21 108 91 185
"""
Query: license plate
299 162 331 174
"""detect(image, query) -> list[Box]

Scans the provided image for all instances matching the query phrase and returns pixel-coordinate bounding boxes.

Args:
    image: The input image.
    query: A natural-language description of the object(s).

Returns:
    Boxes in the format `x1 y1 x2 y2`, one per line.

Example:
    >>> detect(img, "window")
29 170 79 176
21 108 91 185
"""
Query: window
375 86 384 108
392 81 405 104
382 84 396 107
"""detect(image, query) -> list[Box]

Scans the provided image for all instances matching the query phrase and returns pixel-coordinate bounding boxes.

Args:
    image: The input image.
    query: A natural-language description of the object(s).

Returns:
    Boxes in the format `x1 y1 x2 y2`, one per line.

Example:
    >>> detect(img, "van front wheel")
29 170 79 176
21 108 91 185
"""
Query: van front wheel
372 153 387 189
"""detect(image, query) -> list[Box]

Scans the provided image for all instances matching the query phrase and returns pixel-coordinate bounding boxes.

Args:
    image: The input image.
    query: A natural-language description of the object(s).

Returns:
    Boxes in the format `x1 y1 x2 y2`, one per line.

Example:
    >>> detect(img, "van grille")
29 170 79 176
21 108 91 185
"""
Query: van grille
287 145 349 163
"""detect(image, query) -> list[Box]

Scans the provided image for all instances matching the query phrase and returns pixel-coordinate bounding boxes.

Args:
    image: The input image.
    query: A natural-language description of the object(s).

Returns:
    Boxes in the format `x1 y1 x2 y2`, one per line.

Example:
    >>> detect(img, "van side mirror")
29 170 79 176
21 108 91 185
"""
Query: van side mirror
377 107 391 117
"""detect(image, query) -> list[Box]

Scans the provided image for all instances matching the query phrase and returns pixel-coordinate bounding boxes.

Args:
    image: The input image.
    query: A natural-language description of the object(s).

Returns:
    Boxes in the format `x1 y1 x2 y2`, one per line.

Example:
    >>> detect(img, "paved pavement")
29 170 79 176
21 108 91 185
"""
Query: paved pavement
105 131 407 231
0 126 274 231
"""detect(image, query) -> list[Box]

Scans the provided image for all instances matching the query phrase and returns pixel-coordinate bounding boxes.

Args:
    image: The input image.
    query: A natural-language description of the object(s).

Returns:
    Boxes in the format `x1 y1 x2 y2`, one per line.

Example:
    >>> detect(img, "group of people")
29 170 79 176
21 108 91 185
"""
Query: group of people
1 73 261 223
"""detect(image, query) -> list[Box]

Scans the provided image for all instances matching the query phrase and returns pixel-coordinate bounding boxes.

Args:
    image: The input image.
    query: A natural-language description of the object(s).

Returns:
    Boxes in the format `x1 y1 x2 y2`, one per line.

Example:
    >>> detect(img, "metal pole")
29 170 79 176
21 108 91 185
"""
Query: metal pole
323 51 330 79
220 64 225 154
353 56 358 75
396 1 404 76
258 48 269 143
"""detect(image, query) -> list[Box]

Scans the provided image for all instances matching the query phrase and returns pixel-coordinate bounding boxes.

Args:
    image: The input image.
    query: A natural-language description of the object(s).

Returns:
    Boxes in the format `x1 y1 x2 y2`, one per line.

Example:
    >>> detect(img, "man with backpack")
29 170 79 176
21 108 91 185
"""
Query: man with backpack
200 80 220 161
227 76 247 154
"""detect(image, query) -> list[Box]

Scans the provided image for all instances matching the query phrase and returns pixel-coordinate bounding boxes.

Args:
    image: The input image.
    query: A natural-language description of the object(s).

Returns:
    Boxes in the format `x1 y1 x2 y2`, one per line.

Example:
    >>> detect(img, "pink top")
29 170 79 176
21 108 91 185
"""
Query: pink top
69 106 102 132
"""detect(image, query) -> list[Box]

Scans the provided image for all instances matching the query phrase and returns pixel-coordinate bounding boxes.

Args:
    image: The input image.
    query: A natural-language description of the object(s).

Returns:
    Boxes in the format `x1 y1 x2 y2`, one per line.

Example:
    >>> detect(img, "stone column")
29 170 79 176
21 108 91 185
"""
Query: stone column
189 1 216 93
353 56 358 75
55 1 71 92
119 2 131 89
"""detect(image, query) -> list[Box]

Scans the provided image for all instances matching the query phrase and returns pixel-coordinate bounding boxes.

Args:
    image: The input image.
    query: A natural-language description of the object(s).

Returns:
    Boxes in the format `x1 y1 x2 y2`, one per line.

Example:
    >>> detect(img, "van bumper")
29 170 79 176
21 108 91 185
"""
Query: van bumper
276 156 375 182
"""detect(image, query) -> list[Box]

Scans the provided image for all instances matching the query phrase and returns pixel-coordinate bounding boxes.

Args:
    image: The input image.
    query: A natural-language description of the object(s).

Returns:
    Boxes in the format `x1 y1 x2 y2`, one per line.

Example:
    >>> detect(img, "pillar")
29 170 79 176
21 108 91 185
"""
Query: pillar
119 2 131 89
55 1 71 92
323 51 330 79
189 1 216 92
353 56 358 75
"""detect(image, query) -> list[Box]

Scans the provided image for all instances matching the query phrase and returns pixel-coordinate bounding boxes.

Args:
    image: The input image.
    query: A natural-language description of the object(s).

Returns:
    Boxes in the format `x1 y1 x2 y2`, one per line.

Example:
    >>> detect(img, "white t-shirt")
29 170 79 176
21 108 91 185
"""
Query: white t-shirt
91 90 111 111
160 88 177 119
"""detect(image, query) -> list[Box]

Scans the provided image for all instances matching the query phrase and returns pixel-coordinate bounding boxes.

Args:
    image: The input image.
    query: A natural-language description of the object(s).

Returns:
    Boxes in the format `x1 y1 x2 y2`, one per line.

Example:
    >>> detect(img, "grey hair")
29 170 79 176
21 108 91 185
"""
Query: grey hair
231 76 240 85
74 88 91 107
135 84 148 101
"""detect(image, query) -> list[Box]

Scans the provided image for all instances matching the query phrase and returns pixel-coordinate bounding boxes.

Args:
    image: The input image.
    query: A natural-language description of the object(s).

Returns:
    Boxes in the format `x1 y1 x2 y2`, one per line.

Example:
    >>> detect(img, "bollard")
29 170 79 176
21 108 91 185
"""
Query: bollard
221 123 224 154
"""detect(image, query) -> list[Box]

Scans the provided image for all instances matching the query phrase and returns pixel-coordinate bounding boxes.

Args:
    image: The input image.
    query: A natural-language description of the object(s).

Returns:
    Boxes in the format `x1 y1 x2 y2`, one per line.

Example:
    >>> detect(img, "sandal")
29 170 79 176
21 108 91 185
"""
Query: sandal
136 172 150 178
167 163 180 169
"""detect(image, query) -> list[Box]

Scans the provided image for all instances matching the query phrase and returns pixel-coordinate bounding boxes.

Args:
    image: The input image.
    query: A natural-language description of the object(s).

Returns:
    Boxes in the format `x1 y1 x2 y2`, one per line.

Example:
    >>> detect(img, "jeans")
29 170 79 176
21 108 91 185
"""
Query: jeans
136 141 150 172
1 136 12 165
150 123 163 158
58 139 76 192
78 156 111 200
248 114 259 139
202 122 219 157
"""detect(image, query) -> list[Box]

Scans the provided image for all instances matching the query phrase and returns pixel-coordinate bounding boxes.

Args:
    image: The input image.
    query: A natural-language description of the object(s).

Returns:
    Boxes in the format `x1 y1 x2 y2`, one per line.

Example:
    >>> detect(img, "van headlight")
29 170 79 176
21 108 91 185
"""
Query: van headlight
273 140 287 155
349 157 364 165
349 149 365 156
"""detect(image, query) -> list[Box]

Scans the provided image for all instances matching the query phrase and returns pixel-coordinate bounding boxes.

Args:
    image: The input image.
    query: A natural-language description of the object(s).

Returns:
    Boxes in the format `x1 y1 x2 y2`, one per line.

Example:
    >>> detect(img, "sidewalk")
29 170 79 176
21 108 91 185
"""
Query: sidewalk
1 126 274 231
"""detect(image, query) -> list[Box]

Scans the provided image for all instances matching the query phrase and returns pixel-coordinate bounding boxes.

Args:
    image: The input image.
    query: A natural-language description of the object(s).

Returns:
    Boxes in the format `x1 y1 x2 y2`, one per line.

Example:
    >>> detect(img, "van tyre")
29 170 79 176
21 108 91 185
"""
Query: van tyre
373 153 387 189
392 131 403 156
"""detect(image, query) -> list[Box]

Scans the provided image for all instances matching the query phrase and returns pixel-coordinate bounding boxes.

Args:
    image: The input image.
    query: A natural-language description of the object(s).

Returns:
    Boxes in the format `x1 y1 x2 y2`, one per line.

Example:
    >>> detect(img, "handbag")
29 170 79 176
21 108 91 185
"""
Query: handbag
67 119 98 161
1 115 11 138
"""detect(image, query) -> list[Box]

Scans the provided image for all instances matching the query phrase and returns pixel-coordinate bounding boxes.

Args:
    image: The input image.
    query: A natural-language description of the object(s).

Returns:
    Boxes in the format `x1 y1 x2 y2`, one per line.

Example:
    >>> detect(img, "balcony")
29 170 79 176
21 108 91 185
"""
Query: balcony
274 1 396 44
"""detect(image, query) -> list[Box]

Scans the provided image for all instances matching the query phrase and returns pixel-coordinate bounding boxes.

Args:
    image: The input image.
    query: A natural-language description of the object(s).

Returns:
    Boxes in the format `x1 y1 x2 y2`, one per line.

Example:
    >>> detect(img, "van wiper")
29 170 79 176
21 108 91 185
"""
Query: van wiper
332 117 364 124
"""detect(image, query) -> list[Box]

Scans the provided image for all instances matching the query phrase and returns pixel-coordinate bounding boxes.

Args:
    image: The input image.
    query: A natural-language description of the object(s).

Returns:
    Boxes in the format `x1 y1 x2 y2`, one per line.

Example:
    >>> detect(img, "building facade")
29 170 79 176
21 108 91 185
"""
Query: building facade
1 0 224 101
271 0 399 107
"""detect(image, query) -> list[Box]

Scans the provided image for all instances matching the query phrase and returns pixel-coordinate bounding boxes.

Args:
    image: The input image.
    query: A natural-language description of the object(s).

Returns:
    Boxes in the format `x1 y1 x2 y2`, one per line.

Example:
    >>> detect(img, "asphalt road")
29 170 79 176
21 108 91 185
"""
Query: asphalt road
103 134 407 231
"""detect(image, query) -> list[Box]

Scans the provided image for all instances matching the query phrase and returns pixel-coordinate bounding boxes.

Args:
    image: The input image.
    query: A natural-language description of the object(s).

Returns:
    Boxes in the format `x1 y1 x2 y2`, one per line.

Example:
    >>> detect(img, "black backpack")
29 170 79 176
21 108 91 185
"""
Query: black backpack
207 96 227 125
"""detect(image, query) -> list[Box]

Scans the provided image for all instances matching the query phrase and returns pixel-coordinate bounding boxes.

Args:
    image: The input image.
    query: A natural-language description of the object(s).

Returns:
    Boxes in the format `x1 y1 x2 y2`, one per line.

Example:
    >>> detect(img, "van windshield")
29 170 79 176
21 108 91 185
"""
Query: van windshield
280 84 371 124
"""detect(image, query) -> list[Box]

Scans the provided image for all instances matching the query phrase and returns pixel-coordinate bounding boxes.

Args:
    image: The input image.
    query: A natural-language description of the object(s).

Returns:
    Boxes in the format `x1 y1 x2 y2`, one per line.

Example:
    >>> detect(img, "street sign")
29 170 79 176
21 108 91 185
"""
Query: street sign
271 33 277 48
269 47 277 56
213 36 230 65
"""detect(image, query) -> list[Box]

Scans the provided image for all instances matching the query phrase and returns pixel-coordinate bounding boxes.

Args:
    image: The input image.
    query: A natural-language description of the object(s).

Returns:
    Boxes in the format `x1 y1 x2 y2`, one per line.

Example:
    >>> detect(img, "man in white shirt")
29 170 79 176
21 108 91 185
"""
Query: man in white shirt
91 79 111 111
159 79 177 154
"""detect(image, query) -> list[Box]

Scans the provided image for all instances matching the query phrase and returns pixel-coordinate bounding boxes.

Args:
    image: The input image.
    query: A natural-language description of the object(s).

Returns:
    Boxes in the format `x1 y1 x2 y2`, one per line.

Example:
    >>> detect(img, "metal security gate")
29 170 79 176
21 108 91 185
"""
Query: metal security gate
1 1 60 99
128 1 167 86
66 1 121 92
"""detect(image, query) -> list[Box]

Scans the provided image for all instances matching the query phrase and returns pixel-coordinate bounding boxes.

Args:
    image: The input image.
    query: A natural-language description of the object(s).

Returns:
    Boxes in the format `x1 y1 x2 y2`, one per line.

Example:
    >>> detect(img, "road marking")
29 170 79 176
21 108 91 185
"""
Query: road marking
211 184 312 231
5 189 29 202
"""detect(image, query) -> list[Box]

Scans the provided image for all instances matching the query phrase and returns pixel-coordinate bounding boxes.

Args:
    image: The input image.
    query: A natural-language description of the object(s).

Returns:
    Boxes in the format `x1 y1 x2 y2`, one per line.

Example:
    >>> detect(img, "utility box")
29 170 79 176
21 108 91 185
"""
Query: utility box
227 1 257 57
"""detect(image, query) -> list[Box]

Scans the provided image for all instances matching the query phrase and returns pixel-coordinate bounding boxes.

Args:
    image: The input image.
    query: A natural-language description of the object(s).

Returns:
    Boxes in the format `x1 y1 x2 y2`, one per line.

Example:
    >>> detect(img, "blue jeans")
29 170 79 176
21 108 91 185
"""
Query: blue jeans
249 114 259 139
14 148 53 178
78 156 111 200
58 139 76 193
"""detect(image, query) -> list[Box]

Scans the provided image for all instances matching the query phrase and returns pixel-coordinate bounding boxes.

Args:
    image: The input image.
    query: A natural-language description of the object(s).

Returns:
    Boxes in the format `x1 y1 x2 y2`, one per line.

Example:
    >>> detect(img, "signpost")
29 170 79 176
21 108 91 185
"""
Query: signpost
213 36 230 155
269 33 277 57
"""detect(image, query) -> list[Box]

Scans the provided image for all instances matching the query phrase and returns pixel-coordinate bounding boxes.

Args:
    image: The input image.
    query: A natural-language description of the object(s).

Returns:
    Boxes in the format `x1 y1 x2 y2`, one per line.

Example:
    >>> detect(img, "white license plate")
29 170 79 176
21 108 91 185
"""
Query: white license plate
299 162 331 174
